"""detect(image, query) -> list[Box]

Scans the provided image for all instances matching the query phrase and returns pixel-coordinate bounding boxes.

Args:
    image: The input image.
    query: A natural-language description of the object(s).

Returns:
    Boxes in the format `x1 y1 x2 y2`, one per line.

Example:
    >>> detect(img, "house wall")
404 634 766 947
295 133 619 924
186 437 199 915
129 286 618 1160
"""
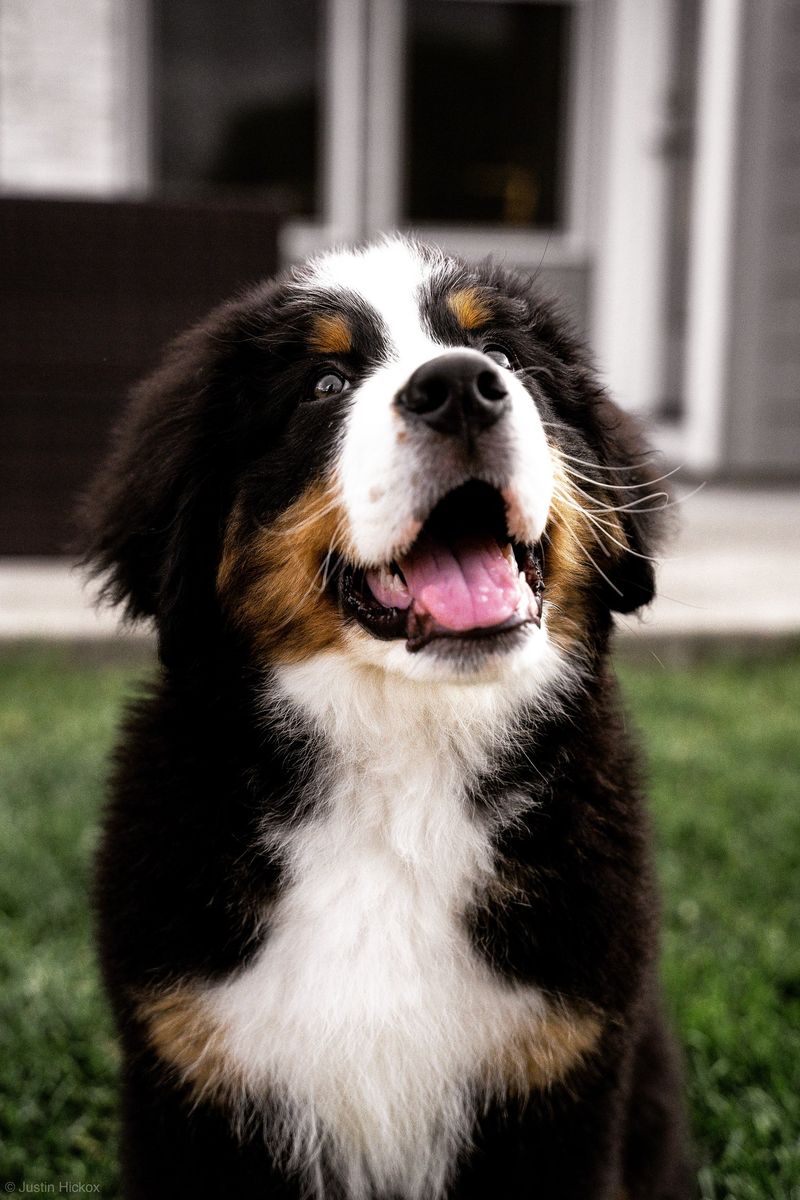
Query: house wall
0 0 149 195
726 0 800 471
2 0 797 476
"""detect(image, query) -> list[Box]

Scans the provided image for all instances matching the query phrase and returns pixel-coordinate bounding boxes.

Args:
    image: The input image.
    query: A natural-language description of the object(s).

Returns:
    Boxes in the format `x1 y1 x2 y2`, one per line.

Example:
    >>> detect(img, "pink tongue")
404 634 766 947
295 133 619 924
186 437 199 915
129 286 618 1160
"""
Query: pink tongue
399 534 521 632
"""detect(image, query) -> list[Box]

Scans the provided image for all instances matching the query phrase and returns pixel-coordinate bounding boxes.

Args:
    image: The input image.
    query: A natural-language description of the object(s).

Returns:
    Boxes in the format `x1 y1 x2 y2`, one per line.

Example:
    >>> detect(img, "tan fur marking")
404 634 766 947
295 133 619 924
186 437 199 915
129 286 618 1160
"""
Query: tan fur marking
217 477 355 663
141 982 600 1110
139 986 239 1104
308 312 352 356
544 450 626 652
487 1006 603 1094
448 287 493 331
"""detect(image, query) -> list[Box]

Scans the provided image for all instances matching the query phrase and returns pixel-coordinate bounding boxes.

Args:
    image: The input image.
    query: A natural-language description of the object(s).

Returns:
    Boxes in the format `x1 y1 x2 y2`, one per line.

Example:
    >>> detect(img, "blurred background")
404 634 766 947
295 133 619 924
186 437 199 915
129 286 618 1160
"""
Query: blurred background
0 2 799 1195
0 0 798 641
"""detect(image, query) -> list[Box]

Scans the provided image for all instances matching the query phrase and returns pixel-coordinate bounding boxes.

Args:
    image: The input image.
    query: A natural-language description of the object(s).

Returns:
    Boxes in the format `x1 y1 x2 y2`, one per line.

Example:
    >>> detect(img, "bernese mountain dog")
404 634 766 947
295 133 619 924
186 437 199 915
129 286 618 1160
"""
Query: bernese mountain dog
82 237 693 1199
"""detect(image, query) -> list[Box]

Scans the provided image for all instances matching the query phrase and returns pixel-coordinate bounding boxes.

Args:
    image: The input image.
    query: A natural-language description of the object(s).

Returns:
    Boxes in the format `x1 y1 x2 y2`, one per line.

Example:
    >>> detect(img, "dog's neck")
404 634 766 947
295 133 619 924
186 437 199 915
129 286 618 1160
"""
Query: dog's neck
267 652 539 774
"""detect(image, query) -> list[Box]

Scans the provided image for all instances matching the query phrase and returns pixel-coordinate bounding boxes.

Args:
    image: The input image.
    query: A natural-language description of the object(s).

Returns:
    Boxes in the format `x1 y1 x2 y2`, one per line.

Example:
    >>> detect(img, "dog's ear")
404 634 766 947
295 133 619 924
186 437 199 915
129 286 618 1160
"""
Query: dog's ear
592 400 667 614
78 298 262 658
523 298 667 616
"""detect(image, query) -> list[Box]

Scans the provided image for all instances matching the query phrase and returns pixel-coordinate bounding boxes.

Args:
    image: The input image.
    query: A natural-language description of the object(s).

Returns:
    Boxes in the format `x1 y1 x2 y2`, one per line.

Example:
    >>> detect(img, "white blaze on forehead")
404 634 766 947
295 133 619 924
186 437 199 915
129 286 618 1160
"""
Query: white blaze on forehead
308 240 456 565
305 237 443 361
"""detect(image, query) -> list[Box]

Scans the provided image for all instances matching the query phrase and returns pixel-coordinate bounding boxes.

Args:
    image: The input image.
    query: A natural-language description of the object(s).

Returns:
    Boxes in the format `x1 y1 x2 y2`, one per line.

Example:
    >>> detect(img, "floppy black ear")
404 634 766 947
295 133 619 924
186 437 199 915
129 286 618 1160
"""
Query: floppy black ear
78 299 261 657
523 297 667 616
592 401 667 614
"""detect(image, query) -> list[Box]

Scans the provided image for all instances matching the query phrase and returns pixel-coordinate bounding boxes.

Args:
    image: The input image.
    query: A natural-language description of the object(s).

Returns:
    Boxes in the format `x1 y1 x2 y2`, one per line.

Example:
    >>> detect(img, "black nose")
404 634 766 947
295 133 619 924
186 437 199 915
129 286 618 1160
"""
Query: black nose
395 351 510 442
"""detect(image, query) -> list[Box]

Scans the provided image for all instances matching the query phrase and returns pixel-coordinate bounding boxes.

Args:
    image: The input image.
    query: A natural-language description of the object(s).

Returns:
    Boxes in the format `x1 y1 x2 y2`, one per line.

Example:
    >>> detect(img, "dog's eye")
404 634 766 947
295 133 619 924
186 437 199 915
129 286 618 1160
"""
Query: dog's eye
310 370 350 402
483 344 512 370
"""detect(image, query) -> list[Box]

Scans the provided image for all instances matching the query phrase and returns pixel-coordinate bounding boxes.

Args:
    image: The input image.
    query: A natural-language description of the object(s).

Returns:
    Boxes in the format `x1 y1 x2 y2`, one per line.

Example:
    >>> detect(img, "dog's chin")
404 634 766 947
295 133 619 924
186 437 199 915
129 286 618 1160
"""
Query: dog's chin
343 618 551 686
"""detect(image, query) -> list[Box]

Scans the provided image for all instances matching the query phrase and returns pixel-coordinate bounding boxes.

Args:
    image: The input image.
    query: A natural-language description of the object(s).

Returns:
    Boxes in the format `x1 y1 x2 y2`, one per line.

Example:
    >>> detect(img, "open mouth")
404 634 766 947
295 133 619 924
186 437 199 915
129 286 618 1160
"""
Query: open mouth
338 481 544 653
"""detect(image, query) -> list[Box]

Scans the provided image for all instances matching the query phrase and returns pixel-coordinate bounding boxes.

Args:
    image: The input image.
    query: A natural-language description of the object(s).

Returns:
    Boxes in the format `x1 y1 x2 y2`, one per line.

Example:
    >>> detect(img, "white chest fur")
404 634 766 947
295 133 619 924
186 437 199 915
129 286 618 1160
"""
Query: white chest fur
203 656 555 1199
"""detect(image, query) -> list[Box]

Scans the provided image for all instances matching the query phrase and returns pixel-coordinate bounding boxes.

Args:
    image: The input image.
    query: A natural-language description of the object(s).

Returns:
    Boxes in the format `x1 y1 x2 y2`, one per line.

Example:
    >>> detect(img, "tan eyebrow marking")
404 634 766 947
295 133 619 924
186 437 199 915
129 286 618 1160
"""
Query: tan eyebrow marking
447 287 493 331
308 313 353 356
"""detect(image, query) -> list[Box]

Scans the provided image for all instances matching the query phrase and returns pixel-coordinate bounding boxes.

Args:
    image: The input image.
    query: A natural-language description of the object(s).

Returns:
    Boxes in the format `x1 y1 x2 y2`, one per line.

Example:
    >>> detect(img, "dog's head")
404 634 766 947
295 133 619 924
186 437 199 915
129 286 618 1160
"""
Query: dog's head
82 237 664 691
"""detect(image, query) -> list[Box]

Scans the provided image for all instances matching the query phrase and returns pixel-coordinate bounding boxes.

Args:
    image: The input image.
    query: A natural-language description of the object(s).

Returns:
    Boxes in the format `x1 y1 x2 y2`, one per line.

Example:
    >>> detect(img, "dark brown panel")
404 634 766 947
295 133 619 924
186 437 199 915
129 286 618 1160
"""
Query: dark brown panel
0 196 280 555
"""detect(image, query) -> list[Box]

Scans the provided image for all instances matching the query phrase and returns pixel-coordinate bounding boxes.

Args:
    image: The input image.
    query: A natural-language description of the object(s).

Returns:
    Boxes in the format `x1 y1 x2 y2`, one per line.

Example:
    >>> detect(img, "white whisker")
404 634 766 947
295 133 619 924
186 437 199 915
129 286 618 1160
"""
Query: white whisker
613 611 667 668
567 488 671 515
552 488 660 563
656 480 708 509
538 426 661 473
561 462 683 491
570 534 625 598
285 495 345 536
266 518 352 633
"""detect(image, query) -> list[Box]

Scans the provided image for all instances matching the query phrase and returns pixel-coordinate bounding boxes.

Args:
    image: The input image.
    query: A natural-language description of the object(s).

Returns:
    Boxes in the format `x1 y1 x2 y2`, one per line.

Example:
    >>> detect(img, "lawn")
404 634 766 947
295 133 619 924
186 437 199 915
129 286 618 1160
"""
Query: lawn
0 642 798 1197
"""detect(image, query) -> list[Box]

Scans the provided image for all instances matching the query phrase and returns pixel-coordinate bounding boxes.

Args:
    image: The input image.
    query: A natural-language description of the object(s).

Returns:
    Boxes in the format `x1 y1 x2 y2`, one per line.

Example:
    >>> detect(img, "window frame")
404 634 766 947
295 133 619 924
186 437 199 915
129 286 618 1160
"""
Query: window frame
283 0 598 282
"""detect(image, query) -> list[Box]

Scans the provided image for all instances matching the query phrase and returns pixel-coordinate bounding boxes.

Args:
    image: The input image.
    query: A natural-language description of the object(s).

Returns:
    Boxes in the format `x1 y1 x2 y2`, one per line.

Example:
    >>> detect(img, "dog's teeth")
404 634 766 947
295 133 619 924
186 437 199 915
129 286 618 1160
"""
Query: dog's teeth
381 564 410 602
394 562 408 586
502 543 516 568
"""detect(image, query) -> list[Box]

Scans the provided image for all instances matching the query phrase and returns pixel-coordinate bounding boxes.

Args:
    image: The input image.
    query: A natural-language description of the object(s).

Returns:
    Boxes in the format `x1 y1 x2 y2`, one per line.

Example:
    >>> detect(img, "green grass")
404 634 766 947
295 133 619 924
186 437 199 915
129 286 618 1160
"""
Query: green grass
1 642 799 1196
618 648 800 1200
0 648 137 1194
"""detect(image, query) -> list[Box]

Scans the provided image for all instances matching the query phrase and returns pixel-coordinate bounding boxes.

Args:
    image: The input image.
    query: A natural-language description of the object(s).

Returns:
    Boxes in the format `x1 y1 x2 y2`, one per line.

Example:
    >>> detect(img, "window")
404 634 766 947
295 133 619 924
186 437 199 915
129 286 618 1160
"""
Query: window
153 0 322 216
406 1 572 228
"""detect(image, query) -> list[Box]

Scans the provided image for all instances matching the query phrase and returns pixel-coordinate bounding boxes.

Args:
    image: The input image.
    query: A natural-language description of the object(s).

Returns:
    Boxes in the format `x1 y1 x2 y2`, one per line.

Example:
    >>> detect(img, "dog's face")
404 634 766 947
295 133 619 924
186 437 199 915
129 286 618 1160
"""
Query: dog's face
84 238 663 688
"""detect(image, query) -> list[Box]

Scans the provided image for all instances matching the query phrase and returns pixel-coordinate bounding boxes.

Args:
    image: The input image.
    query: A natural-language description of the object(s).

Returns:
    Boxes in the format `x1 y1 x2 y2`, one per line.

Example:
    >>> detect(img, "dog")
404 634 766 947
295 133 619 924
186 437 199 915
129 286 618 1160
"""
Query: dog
82 236 693 1199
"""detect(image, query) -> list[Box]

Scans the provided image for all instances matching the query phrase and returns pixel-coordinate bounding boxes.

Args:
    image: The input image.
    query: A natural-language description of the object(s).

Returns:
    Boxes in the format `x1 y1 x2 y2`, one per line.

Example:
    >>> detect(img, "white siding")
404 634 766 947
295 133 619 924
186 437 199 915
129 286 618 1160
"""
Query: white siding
0 0 149 195
727 0 800 470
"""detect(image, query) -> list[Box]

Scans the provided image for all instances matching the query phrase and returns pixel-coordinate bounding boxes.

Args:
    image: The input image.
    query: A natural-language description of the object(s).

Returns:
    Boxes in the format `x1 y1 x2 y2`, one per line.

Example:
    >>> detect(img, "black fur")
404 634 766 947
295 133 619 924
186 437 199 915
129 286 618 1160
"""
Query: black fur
81 246 693 1199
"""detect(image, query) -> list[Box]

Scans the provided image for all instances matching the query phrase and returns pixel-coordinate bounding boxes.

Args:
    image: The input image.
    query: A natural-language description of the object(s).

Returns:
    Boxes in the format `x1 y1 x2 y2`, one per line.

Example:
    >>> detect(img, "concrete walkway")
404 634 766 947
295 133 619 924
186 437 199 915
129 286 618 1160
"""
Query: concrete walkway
624 484 800 644
1 486 798 651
